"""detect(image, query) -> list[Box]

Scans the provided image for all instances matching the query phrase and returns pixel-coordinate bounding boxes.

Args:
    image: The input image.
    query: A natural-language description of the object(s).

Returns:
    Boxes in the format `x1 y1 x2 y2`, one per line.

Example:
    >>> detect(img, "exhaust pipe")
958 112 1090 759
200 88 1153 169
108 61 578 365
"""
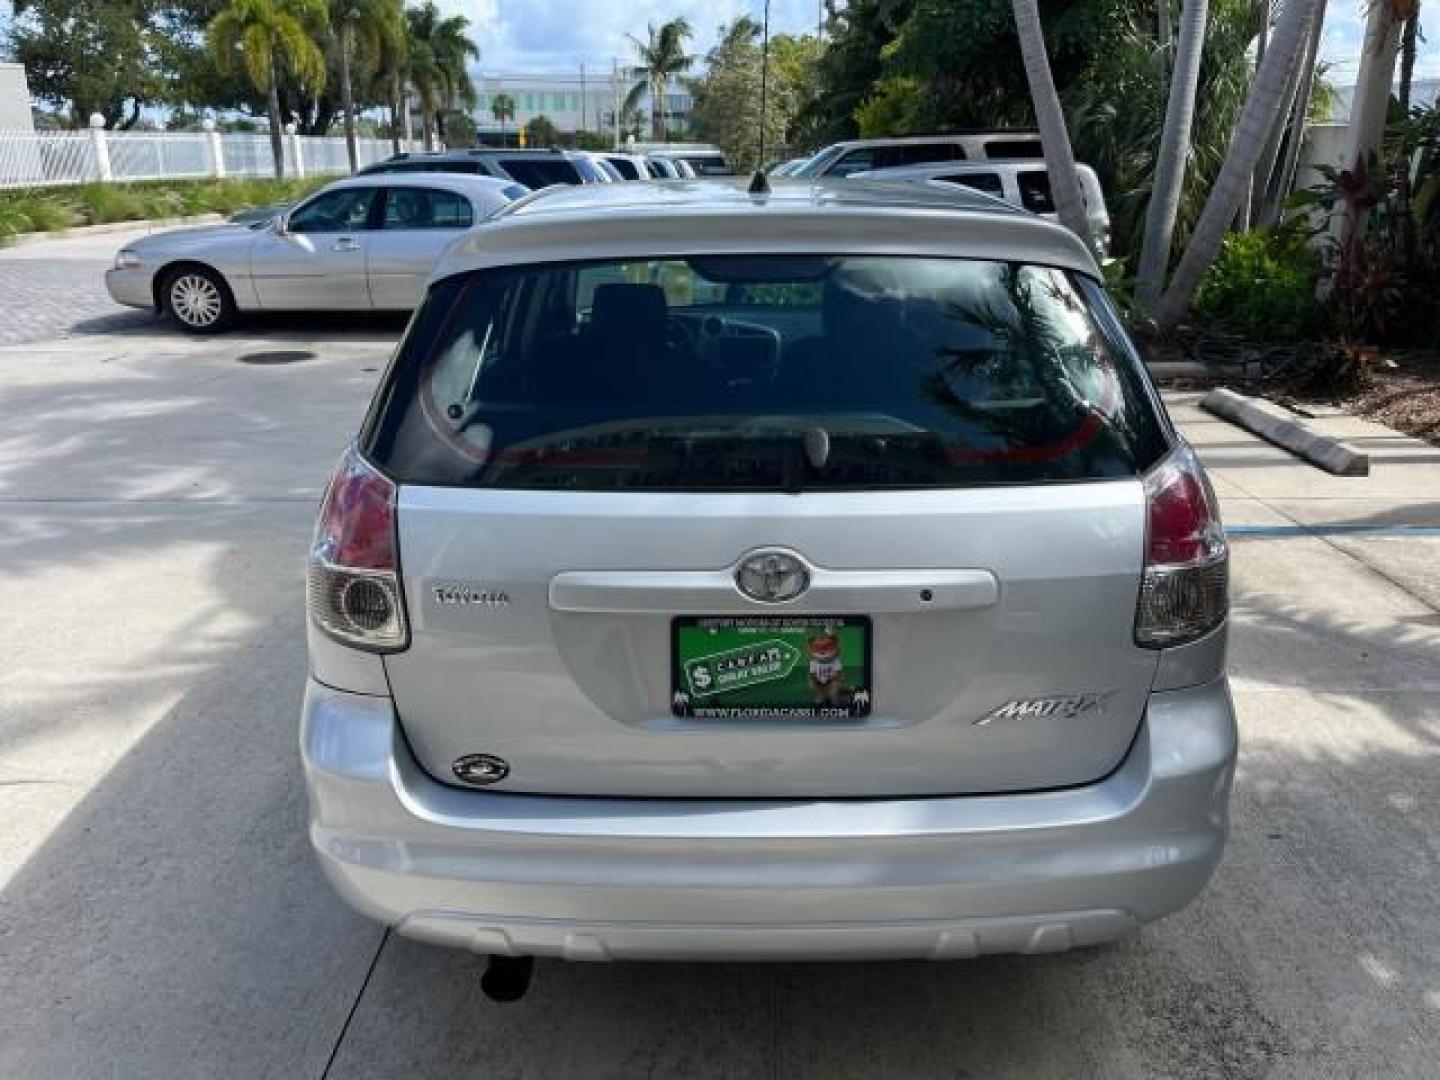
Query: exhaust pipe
480 954 535 1003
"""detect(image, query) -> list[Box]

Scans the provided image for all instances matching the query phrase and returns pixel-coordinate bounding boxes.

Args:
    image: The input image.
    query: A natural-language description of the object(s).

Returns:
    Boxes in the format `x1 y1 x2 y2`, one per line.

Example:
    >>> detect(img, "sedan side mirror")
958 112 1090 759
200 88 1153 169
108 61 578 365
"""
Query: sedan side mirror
272 214 290 235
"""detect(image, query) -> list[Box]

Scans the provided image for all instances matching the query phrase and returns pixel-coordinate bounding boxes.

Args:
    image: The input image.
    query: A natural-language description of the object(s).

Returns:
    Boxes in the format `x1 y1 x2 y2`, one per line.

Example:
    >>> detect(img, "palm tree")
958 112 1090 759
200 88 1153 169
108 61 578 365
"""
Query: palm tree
625 19 694 141
405 1 479 151
491 93 515 144
1009 0 1093 249
1154 0 1322 329
373 18 408 153
1393 0 1423 259
208 0 328 178
330 0 404 170
1258 0 1328 226
1136 0 1210 313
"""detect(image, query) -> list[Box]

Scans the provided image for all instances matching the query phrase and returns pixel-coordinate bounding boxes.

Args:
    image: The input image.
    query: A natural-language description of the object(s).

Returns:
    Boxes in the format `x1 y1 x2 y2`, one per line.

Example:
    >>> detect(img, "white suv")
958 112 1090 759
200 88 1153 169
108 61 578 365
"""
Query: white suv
302 177 1234 1000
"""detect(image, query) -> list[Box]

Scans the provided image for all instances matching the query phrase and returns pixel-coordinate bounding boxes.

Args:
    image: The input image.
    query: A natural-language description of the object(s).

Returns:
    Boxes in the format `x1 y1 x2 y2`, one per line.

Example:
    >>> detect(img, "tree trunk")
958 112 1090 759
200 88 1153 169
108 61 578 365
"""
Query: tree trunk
1262 0 1327 228
1010 0 1094 251
1154 0 1321 329
267 67 286 179
389 72 403 154
1332 0 1402 247
421 97 435 151
1157 0 1173 70
340 25 359 172
1395 11 1419 261
1136 0 1210 314
1236 2 1269 231
1251 10 1310 223
652 76 664 140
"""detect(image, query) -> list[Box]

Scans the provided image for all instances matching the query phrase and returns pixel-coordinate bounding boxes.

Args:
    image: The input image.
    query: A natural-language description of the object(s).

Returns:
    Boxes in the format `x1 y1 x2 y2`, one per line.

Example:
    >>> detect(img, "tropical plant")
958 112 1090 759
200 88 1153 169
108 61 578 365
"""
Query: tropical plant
491 92 515 142
524 114 559 148
330 0 404 169
1153 0 1323 329
207 0 328 177
687 18 821 170
625 18 694 141
801 0 914 143
1068 0 1261 267
1135 0 1209 313
1010 0 1091 247
405 0 479 150
1192 224 1325 339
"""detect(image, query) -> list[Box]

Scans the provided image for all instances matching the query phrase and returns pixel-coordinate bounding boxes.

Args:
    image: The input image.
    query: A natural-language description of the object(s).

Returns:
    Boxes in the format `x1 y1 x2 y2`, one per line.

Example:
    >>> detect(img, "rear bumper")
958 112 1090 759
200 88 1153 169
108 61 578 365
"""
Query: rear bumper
301 677 1236 961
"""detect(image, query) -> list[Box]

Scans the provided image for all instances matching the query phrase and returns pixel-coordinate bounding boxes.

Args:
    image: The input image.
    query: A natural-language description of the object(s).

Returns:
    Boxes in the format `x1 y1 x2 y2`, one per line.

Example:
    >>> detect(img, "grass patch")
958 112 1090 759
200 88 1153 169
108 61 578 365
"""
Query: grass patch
0 176 330 242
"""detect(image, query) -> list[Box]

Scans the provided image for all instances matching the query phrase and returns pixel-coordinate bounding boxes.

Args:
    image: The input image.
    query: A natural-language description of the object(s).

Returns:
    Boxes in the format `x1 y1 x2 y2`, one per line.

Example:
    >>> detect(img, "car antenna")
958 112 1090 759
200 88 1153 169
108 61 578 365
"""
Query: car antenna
748 170 770 196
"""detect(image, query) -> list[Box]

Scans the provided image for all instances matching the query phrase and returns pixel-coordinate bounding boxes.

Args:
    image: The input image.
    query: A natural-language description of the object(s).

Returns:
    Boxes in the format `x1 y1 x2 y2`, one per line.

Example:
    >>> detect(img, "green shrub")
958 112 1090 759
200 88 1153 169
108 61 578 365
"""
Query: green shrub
0 175 331 242
1192 226 1326 341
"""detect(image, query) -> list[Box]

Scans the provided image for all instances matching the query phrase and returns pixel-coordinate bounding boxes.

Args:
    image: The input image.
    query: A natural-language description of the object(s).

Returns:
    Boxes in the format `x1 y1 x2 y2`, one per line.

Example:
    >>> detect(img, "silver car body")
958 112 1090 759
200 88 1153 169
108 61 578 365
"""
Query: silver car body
106 173 522 314
303 178 1236 961
850 161 1113 255
795 133 1044 178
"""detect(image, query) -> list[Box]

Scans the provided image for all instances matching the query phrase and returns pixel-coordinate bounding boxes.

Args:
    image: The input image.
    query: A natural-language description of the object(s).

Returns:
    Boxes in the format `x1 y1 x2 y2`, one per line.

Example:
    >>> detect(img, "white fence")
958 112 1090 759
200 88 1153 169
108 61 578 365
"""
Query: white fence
0 125 405 189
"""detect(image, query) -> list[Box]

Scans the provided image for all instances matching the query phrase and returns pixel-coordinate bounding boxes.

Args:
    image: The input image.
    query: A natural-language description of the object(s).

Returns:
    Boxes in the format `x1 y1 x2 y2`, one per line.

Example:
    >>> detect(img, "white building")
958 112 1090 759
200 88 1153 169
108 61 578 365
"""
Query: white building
471 70 692 142
0 64 35 132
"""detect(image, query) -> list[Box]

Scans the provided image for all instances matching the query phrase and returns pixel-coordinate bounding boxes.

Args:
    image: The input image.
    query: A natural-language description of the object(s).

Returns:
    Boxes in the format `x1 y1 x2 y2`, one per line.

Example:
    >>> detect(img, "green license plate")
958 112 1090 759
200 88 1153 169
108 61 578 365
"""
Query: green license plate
671 616 872 719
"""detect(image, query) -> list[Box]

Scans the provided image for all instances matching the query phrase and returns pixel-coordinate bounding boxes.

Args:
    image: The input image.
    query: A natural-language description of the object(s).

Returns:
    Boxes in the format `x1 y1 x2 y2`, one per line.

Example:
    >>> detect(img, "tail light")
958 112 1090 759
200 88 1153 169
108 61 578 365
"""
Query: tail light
307 445 408 652
1135 443 1228 648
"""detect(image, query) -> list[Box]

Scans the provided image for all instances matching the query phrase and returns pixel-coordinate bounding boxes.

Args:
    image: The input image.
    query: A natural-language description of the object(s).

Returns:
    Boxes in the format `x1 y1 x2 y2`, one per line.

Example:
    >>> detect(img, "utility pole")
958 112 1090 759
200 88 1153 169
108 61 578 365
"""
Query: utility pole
580 62 587 139
758 0 772 167
611 59 622 151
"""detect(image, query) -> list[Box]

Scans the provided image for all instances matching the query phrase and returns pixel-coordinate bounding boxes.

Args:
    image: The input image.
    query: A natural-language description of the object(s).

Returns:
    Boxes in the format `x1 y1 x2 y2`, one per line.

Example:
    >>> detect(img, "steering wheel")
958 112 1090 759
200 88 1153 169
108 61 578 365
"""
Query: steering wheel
665 314 697 353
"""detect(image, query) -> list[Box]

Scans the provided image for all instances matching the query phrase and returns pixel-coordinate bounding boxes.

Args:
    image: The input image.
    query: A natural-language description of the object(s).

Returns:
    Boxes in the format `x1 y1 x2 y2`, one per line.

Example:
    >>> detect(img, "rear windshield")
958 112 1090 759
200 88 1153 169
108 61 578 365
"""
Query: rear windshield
680 154 732 175
365 160 485 175
365 255 1167 491
495 158 583 187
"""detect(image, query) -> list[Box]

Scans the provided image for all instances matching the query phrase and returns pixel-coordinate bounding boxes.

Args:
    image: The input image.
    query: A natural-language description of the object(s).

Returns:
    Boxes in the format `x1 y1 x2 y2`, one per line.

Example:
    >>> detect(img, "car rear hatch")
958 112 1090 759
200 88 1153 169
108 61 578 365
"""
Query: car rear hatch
363 253 1176 798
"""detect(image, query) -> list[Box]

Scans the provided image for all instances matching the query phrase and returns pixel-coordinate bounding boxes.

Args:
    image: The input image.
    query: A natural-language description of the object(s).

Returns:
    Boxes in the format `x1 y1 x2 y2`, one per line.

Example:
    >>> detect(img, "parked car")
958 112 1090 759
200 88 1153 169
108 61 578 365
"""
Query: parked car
767 157 810 176
106 173 525 332
359 148 609 187
852 160 1113 255
794 132 1043 179
642 144 732 175
643 154 683 179
578 153 623 182
601 152 653 180
301 176 1235 996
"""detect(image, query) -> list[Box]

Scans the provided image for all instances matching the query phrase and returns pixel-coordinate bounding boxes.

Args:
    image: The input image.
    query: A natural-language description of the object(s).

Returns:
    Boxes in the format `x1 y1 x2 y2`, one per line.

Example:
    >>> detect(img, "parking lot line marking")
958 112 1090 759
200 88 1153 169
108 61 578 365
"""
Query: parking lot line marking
1227 524 1440 538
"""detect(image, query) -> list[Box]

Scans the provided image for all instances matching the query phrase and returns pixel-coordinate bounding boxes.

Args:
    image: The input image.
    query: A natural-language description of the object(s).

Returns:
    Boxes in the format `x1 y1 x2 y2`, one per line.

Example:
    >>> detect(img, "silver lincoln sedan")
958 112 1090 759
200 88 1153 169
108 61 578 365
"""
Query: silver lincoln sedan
105 173 526 331
301 178 1235 1001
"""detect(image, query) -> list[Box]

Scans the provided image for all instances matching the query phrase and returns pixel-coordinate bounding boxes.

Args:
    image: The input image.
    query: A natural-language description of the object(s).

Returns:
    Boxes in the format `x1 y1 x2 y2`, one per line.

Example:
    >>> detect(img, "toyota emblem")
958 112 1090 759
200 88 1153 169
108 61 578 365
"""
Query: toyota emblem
735 550 809 603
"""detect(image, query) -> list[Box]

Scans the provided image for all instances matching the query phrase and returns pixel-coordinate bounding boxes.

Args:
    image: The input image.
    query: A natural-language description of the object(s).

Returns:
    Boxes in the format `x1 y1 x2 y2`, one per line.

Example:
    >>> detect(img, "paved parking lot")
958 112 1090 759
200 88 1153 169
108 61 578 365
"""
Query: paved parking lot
2 228 1439 1078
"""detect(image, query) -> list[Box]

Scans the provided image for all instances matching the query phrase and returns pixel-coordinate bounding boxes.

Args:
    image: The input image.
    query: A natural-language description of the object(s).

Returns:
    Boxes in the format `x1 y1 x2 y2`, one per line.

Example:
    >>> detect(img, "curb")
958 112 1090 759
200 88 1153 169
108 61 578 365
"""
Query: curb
1 213 227 248
1148 360 1219 381
1200 388 1370 476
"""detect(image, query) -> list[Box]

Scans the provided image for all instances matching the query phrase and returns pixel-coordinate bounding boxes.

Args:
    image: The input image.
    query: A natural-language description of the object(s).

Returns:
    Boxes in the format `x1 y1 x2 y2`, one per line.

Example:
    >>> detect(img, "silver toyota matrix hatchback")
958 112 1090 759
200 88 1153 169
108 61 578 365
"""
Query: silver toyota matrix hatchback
302 178 1235 993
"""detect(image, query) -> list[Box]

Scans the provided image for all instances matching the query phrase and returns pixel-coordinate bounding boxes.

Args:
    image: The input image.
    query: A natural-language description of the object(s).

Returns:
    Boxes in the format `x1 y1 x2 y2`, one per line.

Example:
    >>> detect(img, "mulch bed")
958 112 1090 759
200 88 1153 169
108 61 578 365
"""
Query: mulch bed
1286 351 1440 447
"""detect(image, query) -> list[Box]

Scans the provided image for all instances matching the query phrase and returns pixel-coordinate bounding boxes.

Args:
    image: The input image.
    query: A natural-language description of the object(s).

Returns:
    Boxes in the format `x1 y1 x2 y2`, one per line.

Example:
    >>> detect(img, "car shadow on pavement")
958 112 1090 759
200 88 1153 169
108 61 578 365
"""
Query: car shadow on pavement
64 310 411 340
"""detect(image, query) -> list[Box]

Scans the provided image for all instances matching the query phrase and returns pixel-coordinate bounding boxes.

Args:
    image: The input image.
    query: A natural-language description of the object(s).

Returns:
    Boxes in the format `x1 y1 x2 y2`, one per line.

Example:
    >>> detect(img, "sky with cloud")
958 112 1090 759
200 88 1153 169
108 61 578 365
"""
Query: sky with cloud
451 0 1438 84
